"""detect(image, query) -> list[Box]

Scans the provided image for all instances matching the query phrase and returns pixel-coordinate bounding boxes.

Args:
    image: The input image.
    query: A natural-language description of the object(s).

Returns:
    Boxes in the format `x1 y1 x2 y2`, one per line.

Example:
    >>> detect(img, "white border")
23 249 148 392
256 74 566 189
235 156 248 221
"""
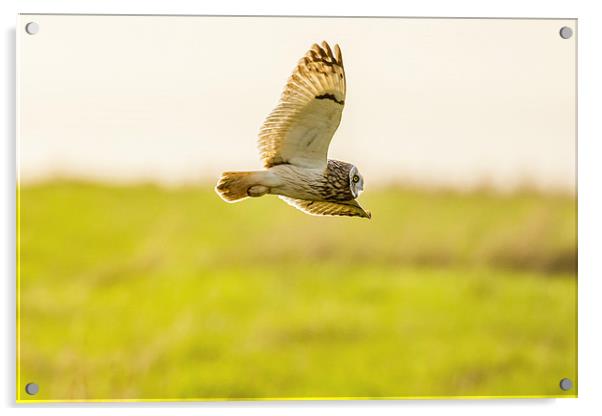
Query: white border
2 1 601 415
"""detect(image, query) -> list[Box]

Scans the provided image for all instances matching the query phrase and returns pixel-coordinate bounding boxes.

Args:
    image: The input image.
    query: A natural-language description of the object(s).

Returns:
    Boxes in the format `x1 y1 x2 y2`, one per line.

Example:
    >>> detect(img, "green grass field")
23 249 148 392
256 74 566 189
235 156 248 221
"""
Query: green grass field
18 181 577 400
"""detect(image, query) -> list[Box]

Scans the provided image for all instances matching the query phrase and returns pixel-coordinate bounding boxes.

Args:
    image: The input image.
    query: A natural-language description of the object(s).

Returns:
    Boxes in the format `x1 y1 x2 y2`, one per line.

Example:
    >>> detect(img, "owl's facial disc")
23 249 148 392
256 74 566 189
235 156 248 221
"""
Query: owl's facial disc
349 166 364 198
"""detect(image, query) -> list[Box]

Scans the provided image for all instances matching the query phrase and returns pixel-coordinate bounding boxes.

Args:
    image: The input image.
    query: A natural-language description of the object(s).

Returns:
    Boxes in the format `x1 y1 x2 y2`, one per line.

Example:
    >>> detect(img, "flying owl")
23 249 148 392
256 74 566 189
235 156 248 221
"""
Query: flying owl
215 41 370 219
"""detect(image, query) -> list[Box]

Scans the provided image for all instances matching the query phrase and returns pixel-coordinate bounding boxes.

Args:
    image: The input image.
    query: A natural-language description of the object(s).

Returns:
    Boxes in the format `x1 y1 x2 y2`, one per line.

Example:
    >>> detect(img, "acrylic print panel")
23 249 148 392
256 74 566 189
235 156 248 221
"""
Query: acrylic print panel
17 15 577 402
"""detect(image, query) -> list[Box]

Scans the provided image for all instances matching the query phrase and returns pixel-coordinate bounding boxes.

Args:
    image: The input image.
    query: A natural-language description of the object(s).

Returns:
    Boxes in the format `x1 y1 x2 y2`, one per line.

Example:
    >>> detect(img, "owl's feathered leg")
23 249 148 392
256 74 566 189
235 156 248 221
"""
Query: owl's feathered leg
247 185 269 197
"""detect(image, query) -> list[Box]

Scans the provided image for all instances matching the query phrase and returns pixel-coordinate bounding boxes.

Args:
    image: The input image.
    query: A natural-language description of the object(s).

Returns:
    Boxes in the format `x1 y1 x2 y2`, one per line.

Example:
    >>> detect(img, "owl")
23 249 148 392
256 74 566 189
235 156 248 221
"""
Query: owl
215 41 370 219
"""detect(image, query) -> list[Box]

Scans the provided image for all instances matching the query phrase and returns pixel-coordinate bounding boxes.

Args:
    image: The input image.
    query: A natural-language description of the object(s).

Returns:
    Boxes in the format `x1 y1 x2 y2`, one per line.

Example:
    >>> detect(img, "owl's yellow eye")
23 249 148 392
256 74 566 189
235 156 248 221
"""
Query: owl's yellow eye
352 175 360 183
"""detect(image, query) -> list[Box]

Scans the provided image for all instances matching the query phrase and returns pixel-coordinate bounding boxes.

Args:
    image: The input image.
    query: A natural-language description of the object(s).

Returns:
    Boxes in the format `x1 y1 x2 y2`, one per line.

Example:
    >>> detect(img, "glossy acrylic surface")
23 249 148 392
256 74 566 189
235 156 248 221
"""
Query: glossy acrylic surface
17 15 577 402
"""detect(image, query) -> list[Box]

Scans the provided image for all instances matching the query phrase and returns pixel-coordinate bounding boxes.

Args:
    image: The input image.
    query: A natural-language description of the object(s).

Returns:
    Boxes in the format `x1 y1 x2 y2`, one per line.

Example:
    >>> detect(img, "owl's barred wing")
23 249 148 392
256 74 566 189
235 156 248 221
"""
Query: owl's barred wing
258 42 346 169
280 197 371 219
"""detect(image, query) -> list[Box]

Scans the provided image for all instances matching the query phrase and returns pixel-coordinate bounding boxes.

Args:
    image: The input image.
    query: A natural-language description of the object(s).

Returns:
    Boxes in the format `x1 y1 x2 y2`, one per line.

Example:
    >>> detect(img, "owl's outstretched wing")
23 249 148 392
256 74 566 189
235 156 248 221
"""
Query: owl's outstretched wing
258 41 346 170
280 197 371 219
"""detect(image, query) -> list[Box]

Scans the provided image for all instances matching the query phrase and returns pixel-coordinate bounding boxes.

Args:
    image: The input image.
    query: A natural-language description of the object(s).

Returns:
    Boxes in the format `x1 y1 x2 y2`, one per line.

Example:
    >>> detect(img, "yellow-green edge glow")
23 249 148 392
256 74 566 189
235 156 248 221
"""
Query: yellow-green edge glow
16 395 577 404
16 171 21 401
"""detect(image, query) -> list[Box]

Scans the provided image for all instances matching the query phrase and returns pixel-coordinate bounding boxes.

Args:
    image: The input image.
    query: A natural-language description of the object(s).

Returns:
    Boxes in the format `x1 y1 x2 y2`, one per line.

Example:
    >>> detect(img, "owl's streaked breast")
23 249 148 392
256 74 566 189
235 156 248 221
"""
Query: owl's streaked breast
320 160 355 201
267 160 354 202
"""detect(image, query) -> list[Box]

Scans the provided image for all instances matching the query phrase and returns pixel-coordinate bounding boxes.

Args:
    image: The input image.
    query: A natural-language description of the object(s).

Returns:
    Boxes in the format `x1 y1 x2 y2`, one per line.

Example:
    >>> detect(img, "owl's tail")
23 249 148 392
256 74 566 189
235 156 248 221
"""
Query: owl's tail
215 171 269 202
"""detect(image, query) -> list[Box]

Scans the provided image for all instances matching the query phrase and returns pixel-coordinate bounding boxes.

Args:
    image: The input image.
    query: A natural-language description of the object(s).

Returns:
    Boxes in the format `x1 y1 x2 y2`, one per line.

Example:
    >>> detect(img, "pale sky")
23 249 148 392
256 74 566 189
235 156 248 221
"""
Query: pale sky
18 15 576 190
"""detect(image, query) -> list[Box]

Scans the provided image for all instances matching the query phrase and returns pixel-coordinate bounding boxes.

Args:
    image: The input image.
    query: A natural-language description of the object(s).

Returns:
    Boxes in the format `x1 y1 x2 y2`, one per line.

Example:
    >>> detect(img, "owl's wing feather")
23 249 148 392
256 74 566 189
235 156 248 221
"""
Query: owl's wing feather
258 42 346 169
280 196 371 219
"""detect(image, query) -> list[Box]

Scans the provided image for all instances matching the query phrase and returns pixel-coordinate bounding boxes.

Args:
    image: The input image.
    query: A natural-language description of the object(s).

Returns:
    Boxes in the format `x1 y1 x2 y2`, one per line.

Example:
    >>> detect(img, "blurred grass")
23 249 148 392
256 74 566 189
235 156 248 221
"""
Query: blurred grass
18 181 577 400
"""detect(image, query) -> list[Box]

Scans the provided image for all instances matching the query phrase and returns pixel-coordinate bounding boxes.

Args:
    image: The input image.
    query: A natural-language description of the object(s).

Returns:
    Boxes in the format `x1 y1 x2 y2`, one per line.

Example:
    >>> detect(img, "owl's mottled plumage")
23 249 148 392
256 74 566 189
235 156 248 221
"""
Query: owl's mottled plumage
215 41 370 219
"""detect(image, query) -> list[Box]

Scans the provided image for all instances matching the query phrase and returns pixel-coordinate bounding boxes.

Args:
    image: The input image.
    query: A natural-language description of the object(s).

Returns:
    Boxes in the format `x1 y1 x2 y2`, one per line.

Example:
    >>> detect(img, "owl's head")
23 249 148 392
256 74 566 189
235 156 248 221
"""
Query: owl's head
349 165 365 198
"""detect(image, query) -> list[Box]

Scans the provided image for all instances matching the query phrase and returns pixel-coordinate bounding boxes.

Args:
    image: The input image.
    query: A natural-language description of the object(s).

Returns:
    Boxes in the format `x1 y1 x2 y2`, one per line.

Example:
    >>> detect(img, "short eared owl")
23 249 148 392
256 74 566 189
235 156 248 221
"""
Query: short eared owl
216 41 370 219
